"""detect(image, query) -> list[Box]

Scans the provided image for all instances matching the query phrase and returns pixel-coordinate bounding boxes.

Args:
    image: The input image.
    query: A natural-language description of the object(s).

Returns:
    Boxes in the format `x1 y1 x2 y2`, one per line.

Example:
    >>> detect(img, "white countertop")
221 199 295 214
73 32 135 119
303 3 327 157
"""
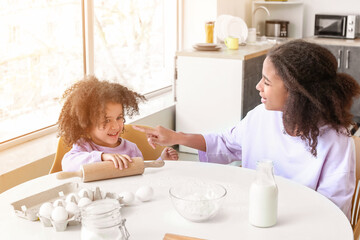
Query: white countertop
176 42 277 60
177 37 360 61
0 161 353 240
304 36 360 47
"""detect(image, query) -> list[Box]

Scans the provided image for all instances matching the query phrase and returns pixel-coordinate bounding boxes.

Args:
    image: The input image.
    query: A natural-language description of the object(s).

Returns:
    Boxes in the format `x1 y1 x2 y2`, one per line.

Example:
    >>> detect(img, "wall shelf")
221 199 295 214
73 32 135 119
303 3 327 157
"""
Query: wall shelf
252 1 304 38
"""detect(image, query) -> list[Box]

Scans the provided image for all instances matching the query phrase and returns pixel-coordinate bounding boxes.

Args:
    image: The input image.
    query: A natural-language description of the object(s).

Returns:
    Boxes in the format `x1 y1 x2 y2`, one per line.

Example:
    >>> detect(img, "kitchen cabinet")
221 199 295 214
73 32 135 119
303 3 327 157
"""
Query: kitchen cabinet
252 0 303 38
321 44 360 122
175 46 269 153
175 56 242 154
321 45 360 79
243 54 266 116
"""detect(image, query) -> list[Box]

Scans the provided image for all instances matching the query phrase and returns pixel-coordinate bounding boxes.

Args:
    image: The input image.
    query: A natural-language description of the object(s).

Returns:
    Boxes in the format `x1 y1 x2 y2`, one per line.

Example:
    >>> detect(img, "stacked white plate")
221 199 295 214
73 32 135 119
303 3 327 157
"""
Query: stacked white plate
215 15 248 42
193 43 221 51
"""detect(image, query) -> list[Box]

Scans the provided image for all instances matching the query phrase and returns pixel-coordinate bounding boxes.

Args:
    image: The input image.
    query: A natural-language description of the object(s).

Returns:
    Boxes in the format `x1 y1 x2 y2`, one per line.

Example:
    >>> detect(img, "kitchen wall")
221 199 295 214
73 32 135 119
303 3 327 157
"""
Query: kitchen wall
181 0 251 49
181 0 360 49
181 0 216 49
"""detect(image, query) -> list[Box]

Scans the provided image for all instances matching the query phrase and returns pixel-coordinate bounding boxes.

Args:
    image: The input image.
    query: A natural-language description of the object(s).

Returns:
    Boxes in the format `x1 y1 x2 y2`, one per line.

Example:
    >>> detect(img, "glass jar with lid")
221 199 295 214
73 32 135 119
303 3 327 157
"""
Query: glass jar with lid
80 199 129 240
205 21 215 43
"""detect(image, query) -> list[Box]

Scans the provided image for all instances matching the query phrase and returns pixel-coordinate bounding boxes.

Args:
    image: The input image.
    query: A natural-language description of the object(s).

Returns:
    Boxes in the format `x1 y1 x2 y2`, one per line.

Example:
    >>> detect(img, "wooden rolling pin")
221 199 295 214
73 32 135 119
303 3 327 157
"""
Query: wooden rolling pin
163 233 206 240
56 157 164 182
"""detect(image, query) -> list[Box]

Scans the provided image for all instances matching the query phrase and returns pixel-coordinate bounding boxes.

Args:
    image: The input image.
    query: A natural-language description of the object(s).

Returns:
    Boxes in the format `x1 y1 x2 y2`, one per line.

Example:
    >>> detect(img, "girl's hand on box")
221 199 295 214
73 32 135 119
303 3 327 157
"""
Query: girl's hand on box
102 153 133 169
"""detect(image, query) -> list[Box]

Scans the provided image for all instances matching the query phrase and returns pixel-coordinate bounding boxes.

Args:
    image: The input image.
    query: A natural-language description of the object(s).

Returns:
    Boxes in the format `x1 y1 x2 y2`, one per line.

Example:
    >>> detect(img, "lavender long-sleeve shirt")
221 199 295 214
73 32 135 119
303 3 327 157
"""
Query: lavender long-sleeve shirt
62 138 143 172
199 104 355 220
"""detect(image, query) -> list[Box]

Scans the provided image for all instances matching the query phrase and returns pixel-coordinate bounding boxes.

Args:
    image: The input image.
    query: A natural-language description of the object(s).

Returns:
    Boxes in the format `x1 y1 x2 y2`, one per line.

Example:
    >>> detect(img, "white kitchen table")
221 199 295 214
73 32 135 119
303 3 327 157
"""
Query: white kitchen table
0 161 353 240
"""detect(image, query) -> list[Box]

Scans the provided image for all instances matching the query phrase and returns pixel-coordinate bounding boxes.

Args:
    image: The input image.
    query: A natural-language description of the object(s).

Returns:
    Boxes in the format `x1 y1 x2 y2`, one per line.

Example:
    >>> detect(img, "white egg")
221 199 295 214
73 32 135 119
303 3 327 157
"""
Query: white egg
53 199 65 207
119 191 135 205
78 188 93 200
39 202 54 218
136 186 154 202
65 202 80 216
78 197 92 208
65 193 79 204
51 206 68 222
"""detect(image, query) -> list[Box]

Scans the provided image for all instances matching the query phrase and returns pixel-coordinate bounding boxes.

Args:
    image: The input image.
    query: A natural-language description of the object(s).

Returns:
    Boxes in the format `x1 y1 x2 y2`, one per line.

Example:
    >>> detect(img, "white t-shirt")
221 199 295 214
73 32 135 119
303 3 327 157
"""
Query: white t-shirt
200 104 355 220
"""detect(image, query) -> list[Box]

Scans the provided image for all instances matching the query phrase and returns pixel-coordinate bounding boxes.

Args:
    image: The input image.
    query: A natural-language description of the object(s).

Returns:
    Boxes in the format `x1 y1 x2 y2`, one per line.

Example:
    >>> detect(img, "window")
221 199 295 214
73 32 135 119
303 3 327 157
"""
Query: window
0 1 83 143
0 0 177 144
92 0 176 93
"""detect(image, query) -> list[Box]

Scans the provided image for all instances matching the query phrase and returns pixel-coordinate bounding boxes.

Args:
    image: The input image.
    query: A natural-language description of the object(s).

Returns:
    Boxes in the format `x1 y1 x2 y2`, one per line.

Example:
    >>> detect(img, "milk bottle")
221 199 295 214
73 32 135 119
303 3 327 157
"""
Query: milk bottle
249 160 278 227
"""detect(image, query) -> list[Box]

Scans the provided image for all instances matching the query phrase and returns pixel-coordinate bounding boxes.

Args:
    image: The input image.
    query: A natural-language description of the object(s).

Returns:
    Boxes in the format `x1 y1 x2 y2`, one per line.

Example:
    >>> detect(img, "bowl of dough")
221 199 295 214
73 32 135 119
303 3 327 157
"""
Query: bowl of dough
169 180 227 222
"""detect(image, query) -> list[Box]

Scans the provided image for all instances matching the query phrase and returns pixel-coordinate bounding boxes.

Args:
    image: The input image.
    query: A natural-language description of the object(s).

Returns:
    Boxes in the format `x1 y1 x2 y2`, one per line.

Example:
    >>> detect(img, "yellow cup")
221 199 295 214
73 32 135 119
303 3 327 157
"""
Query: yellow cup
224 37 239 50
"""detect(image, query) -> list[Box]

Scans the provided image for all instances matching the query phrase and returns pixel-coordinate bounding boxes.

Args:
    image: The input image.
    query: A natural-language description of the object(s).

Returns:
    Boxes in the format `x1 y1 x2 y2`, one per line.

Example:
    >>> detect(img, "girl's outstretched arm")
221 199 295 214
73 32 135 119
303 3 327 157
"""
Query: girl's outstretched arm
133 125 206 152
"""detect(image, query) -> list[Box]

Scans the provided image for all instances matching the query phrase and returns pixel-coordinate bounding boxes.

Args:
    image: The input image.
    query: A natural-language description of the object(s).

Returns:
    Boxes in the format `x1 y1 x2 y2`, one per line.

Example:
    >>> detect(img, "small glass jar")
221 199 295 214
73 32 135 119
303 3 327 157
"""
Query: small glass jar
247 28 257 43
205 21 215 43
80 199 130 240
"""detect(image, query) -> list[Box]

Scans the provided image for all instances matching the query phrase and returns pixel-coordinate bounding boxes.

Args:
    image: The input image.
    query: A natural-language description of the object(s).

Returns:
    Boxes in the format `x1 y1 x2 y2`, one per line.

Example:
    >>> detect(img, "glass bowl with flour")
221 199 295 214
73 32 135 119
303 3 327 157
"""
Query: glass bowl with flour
169 180 227 222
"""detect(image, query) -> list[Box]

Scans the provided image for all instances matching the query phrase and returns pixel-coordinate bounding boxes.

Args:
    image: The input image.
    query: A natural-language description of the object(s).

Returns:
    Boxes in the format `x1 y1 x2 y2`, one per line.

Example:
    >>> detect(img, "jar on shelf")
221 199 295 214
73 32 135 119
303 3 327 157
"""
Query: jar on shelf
80 199 130 240
249 160 278 228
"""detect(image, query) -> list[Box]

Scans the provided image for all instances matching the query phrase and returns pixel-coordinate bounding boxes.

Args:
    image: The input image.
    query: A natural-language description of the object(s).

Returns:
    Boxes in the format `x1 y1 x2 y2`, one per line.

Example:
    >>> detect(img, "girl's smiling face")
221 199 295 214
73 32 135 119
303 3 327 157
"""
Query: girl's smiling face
256 57 288 111
89 102 125 148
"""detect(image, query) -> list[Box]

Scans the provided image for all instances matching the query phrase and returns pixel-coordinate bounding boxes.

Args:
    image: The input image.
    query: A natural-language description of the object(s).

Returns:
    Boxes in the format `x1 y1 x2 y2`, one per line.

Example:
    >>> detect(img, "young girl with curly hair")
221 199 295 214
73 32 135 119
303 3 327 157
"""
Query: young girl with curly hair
134 40 360 220
57 76 178 172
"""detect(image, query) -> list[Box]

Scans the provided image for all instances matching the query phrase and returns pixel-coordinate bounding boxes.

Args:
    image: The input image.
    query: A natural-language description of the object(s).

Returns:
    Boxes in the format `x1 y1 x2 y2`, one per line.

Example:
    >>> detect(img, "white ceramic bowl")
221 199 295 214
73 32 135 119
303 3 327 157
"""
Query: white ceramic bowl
169 181 227 222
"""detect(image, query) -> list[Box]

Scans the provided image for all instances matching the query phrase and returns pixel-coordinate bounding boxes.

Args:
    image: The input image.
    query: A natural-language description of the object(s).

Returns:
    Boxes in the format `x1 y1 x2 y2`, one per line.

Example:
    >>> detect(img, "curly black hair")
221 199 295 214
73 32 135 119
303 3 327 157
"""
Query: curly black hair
267 39 360 156
57 75 146 145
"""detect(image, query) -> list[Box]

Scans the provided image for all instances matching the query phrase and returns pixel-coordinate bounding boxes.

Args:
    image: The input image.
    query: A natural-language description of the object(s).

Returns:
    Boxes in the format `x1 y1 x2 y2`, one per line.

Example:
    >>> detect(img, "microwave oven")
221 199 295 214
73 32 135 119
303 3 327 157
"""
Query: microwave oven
314 14 360 39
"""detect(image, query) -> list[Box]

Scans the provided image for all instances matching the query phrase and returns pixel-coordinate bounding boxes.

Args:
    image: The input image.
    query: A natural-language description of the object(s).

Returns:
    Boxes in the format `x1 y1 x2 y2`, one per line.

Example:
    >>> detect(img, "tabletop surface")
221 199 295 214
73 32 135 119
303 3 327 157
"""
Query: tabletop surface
0 161 353 240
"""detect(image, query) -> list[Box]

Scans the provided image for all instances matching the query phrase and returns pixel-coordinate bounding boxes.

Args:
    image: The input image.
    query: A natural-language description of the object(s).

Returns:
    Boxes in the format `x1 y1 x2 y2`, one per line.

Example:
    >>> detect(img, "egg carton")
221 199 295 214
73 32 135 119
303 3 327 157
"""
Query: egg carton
38 212 79 232
11 182 123 232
